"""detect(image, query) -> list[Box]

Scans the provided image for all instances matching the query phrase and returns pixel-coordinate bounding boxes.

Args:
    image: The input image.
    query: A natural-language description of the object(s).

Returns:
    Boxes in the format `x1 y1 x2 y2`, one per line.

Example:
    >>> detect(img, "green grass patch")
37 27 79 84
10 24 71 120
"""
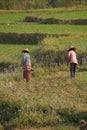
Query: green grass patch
55 125 78 130
0 24 87 35
0 13 27 23
0 44 37 64
0 36 87 69
0 10 87 23
0 5 87 23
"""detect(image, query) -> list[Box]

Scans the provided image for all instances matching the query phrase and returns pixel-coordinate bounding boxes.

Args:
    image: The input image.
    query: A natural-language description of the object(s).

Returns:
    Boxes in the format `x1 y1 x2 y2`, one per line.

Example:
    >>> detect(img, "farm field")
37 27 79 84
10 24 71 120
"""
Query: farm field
0 44 37 63
0 8 87 23
0 9 87 34
0 6 87 130
0 8 87 34
0 36 87 64
0 24 87 35
0 70 87 130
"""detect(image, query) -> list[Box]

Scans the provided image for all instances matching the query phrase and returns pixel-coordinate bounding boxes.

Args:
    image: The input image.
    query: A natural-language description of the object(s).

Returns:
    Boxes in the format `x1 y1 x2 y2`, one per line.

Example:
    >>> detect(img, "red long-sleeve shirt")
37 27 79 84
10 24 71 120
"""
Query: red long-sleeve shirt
68 50 78 64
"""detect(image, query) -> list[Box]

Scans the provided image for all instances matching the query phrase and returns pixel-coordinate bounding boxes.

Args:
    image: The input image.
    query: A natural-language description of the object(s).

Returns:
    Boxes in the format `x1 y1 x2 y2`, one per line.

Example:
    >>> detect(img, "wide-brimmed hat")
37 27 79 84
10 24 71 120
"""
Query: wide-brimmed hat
68 46 76 51
22 48 29 52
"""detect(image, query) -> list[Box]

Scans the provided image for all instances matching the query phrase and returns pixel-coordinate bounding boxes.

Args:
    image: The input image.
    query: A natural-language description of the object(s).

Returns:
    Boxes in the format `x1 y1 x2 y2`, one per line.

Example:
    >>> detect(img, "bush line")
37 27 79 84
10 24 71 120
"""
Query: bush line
25 16 87 25
0 32 69 44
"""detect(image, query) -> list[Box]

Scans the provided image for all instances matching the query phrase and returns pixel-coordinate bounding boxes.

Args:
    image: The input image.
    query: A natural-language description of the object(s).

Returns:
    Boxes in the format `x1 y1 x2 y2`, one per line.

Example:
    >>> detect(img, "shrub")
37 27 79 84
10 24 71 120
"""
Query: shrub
56 107 79 123
25 16 42 23
0 91 21 125
0 32 45 44
25 16 87 25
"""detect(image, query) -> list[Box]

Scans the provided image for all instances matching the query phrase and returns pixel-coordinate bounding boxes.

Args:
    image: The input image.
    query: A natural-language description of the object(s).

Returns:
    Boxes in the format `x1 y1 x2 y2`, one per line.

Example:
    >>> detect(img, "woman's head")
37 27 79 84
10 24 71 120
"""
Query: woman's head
68 46 76 51
22 48 29 53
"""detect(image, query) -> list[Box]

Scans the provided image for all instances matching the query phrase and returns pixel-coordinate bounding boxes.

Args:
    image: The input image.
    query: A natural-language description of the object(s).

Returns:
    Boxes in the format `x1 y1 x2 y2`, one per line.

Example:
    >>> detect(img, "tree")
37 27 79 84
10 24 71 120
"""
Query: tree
0 0 17 9
48 0 58 7
0 0 87 10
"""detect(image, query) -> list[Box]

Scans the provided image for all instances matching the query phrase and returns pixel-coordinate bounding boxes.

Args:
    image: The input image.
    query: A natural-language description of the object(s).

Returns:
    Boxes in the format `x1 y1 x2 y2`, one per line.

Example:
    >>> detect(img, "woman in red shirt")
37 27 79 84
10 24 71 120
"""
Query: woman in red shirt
68 46 78 79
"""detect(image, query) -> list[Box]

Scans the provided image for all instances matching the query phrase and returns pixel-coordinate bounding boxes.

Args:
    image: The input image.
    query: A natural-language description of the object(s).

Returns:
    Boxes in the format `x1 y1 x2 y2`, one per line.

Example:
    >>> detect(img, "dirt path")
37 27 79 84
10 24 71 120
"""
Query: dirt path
13 127 54 130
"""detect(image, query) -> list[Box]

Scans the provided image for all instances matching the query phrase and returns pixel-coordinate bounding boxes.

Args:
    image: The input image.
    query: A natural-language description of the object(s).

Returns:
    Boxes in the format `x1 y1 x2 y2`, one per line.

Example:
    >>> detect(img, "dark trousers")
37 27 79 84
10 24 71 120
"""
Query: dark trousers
70 63 77 78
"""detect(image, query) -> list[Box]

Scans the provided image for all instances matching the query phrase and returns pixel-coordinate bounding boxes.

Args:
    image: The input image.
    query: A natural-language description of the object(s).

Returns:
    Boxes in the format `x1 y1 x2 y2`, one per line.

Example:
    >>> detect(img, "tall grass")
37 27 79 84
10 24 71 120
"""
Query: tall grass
0 70 87 129
34 36 87 68
0 36 87 70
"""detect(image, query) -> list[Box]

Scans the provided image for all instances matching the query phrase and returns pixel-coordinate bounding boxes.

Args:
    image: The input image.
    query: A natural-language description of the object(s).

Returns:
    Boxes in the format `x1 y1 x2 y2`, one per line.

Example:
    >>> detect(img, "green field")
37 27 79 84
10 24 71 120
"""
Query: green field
0 8 87 36
0 9 87 23
0 6 87 130
0 36 87 64
0 24 87 35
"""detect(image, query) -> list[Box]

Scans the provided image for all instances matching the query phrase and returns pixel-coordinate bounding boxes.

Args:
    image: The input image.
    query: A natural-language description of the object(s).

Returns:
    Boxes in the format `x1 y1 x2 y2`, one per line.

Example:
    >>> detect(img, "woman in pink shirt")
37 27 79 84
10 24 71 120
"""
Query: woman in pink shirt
68 46 78 79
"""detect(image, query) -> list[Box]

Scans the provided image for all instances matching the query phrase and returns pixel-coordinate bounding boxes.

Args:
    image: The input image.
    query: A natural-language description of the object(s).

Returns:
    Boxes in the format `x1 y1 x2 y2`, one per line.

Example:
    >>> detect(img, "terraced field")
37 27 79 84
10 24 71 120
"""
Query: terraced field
0 6 87 130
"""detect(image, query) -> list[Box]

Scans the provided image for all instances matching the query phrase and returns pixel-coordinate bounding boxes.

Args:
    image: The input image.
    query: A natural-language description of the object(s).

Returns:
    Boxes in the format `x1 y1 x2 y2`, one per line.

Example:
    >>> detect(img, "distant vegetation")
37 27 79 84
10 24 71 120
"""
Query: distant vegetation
0 0 87 10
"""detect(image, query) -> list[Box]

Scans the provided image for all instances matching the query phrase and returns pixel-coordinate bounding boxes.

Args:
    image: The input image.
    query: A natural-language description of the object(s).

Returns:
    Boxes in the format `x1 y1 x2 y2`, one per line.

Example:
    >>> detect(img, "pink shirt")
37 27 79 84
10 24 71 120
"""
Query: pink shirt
68 50 78 64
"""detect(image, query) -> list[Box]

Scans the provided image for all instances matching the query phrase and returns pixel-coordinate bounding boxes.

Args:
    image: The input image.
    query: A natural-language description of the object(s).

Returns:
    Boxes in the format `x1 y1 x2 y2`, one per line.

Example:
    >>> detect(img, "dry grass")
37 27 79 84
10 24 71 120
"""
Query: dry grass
13 126 54 130
1 69 86 130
